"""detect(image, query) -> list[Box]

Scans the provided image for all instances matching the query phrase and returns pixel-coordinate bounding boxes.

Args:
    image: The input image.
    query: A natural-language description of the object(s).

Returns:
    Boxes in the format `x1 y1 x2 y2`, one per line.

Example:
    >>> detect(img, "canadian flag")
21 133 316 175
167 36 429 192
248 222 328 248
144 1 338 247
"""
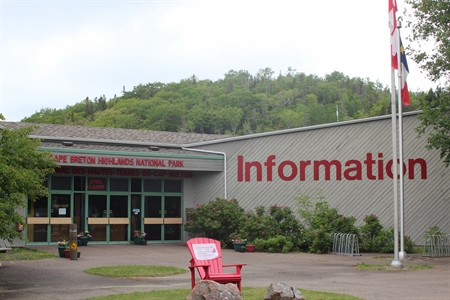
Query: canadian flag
389 0 399 70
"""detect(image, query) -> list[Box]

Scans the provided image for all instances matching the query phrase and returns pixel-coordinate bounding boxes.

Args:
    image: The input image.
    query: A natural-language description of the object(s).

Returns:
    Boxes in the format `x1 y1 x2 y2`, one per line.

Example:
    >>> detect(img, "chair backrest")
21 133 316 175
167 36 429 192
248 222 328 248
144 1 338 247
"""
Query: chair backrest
0 239 12 249
186 237 223 278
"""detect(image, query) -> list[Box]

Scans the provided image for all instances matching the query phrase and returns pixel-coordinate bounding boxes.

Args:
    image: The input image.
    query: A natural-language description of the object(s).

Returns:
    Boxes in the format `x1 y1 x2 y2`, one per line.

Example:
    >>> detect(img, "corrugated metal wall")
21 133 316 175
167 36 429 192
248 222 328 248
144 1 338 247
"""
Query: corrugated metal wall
191 114 449 244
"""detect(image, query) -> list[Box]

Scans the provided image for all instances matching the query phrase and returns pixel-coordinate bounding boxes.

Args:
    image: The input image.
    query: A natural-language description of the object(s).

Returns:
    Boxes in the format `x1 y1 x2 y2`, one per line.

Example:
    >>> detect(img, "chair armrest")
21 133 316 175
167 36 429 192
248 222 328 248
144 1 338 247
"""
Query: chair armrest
188 264 211 278
222 263 247 274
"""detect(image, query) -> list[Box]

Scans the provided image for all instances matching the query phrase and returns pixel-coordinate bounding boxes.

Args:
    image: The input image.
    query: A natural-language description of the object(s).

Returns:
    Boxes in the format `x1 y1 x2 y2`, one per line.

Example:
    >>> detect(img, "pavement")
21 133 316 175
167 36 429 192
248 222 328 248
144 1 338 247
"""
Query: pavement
0 243 449 300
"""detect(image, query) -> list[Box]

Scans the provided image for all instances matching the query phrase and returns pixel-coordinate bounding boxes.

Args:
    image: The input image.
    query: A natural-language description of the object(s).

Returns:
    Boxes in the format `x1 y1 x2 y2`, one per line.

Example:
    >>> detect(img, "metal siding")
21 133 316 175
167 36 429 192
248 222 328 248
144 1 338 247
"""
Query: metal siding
195 114 449 244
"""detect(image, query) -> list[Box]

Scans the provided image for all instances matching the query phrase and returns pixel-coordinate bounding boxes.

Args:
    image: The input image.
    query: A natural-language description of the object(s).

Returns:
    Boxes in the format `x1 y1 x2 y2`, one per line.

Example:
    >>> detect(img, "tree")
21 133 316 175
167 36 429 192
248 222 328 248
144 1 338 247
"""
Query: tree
0 119 58 241
405 0 450 82
416 88 450 166
405 0 450 167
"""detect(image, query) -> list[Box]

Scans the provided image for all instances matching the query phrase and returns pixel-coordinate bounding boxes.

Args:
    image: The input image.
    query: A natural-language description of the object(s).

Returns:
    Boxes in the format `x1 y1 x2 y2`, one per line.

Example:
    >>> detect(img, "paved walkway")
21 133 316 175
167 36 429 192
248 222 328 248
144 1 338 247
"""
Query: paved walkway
0 244 449 299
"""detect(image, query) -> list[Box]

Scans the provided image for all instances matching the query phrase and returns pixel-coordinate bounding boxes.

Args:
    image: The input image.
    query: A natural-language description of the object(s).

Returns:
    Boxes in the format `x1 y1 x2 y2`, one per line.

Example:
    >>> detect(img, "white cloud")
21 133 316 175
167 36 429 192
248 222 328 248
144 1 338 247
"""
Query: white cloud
0 0 437 122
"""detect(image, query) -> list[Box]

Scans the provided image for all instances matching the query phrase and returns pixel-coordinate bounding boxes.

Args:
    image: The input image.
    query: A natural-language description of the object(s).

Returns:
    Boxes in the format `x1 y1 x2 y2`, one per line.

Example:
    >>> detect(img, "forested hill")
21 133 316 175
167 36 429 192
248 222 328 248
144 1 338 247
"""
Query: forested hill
22 68 421 136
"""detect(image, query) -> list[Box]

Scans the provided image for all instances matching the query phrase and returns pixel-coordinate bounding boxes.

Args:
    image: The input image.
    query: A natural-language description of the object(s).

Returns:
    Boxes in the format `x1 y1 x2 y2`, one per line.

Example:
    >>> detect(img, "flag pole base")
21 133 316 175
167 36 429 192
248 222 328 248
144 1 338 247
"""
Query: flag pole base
399 251 407 260
391 260 403 268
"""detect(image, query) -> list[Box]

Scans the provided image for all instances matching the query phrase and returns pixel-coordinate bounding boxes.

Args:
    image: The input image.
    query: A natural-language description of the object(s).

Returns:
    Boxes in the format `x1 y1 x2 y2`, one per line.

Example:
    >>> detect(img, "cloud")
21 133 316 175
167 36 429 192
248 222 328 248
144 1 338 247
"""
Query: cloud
0 0 437 122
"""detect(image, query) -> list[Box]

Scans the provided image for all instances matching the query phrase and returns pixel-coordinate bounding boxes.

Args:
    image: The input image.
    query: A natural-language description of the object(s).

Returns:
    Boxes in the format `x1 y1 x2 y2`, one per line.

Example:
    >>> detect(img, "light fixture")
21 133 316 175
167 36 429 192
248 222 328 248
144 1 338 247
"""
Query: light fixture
62 142 73 146
149 146 159 151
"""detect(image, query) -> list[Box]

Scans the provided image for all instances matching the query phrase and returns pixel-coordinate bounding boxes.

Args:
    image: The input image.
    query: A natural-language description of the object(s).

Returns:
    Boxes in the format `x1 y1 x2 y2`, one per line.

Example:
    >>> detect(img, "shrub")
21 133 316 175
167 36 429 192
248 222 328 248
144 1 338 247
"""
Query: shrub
234 205 303 250
360 214 384 252
234 206 271 243
184 198 244 246
253 236 294 253
297 189 359 235
306 227 331 254
372 228 415 253
424 226 443 236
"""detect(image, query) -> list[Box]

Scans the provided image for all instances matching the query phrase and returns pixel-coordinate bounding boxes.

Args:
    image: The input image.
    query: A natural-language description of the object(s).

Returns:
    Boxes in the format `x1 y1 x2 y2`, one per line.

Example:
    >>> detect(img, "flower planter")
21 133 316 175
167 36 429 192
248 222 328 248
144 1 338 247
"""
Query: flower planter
78 236 89 246
134 236 145 245
58 246 66 258
64 249 81 258
246 244 256 252
233 242 246 252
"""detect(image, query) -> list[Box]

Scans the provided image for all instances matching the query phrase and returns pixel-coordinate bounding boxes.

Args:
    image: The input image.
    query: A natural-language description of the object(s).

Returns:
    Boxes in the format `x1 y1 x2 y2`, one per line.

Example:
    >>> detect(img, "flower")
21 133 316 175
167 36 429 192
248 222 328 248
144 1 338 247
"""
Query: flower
77 230 92 238
231 238 246 243
57 240 69 247
230 234 246 243
134 230 146 237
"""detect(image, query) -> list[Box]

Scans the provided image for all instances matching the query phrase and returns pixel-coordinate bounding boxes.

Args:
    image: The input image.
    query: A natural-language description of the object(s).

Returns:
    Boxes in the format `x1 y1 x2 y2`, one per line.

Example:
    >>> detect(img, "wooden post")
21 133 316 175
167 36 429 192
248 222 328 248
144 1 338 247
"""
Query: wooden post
69 224 78 260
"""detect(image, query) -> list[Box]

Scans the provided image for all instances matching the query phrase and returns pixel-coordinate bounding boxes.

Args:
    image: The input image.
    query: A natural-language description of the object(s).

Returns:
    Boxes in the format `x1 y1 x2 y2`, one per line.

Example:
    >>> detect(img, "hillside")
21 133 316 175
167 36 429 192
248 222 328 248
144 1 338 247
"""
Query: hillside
22 68 421 135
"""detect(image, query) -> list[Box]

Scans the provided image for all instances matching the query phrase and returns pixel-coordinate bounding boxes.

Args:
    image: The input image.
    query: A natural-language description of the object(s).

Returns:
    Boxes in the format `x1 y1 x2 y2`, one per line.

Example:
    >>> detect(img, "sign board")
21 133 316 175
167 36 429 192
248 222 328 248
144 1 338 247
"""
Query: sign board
192 243 219 260
70 241 77 251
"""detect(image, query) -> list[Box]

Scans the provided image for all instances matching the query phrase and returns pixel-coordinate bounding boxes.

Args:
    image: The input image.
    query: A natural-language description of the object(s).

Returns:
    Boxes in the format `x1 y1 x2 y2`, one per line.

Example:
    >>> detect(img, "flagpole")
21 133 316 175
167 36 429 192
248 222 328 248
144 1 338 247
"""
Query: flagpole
397 20 406 261
390 66 402 268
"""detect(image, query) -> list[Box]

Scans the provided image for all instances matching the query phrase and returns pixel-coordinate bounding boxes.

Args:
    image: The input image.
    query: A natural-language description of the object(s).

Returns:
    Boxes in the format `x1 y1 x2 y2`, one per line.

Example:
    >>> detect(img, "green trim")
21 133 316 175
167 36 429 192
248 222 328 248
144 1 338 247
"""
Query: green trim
37 147 224 160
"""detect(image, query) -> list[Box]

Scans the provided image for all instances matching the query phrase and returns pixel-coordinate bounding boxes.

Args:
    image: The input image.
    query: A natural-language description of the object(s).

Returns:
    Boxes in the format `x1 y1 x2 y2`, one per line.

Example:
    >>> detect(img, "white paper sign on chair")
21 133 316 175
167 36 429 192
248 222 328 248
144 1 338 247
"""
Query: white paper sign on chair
192 243 219 260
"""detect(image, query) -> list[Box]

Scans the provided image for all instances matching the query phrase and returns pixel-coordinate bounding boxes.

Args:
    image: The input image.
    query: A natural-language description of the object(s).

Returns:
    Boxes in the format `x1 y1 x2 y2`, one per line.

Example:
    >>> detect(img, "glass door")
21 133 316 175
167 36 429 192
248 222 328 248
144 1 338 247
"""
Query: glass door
50 194 72 242
144 196 162 241
87 195 107 241
109 195 129 242
164 196 182 240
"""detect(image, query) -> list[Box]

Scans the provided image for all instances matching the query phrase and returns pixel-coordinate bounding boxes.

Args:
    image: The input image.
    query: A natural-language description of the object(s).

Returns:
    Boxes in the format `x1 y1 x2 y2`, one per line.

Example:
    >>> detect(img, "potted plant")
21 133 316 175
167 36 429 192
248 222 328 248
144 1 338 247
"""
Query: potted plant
246 243 256 253
77 230 92 246
230 234 247 252
57 239 69 258
134 230 147 245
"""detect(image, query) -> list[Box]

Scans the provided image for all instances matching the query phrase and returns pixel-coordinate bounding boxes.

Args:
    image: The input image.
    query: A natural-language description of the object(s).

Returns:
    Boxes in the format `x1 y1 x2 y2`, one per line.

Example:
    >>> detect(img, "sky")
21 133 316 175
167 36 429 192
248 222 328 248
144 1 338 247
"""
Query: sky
0 0 436 122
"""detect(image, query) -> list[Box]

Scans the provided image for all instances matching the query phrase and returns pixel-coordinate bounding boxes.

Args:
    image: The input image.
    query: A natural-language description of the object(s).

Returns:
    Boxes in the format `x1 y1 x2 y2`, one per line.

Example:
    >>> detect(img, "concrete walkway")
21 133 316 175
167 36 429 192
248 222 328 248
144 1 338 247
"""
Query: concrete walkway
0 244 449 299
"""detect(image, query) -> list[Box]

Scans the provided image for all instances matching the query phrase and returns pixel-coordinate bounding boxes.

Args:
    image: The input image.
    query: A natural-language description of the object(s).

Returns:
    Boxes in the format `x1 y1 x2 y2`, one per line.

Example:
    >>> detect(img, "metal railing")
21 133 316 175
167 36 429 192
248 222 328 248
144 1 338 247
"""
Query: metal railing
423 234 449 257
331 233 361 256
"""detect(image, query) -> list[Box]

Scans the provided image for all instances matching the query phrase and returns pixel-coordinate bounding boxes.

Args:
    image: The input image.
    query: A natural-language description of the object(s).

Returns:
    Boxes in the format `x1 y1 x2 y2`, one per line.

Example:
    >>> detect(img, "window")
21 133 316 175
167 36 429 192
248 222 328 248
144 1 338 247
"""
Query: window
110 178 129 192
143 179 161 192
164 180 182 193
51 176 71 190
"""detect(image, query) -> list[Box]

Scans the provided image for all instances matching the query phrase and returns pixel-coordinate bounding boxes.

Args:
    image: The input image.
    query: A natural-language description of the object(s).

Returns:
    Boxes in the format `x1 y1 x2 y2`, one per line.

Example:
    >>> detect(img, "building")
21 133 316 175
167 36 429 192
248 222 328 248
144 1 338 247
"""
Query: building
1 111 448 246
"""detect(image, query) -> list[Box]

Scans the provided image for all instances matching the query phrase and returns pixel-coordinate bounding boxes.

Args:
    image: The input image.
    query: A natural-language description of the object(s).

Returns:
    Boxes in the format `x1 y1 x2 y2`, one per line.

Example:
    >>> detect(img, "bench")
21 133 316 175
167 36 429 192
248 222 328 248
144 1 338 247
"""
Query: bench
0 239 13 253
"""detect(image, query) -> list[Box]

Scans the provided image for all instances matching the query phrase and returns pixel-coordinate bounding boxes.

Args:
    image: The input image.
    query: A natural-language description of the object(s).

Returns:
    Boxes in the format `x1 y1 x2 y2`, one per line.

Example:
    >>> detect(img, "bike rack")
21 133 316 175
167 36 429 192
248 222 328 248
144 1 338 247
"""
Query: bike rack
331 233 361 256
423 234 449 257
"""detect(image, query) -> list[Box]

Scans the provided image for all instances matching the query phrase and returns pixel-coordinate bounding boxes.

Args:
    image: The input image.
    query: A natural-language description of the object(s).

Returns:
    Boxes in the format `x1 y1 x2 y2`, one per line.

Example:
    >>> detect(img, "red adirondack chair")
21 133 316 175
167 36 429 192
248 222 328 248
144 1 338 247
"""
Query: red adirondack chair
187 237 247 292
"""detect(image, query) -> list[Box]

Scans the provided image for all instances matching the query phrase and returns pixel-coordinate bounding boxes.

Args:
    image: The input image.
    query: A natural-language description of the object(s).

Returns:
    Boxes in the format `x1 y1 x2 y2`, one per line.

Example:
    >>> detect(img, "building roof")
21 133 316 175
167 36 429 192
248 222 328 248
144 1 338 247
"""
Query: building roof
0 121 229 155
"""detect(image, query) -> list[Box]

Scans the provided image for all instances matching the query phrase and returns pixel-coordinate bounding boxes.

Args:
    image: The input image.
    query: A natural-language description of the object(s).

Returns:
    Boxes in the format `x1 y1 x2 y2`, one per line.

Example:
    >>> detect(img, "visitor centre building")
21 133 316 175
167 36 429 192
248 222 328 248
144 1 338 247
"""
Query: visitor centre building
1 111 448 246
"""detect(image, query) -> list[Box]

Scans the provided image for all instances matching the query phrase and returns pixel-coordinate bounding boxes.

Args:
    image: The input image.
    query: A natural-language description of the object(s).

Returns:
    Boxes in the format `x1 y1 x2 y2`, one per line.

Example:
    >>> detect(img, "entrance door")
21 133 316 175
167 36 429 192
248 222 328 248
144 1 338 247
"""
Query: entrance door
109 195 129 241
164 196 182 240
143 195 182 241
87 194 130 242
144 196 162 241
87 195 107 241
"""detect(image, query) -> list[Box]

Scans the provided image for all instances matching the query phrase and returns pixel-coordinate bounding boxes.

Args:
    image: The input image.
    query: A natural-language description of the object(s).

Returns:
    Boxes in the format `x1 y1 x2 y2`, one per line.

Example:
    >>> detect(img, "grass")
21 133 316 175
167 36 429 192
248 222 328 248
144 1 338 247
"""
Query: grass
356 262 434 271
84 265 187 278
84 265 362 299
0 247 57 260
89 287 362 300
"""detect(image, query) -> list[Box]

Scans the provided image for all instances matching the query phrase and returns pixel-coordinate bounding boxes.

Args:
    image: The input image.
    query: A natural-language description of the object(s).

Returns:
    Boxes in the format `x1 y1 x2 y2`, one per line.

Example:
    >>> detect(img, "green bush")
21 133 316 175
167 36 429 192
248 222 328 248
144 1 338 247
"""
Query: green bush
234 206 271 243
305 227 332 254
233 205 303 250
297 189 359 233
253 236 294 253
372 228 415 253
424 226 444 236
184 191 417 255
310 202 359 235
360 214 384 252
184 198 244 246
